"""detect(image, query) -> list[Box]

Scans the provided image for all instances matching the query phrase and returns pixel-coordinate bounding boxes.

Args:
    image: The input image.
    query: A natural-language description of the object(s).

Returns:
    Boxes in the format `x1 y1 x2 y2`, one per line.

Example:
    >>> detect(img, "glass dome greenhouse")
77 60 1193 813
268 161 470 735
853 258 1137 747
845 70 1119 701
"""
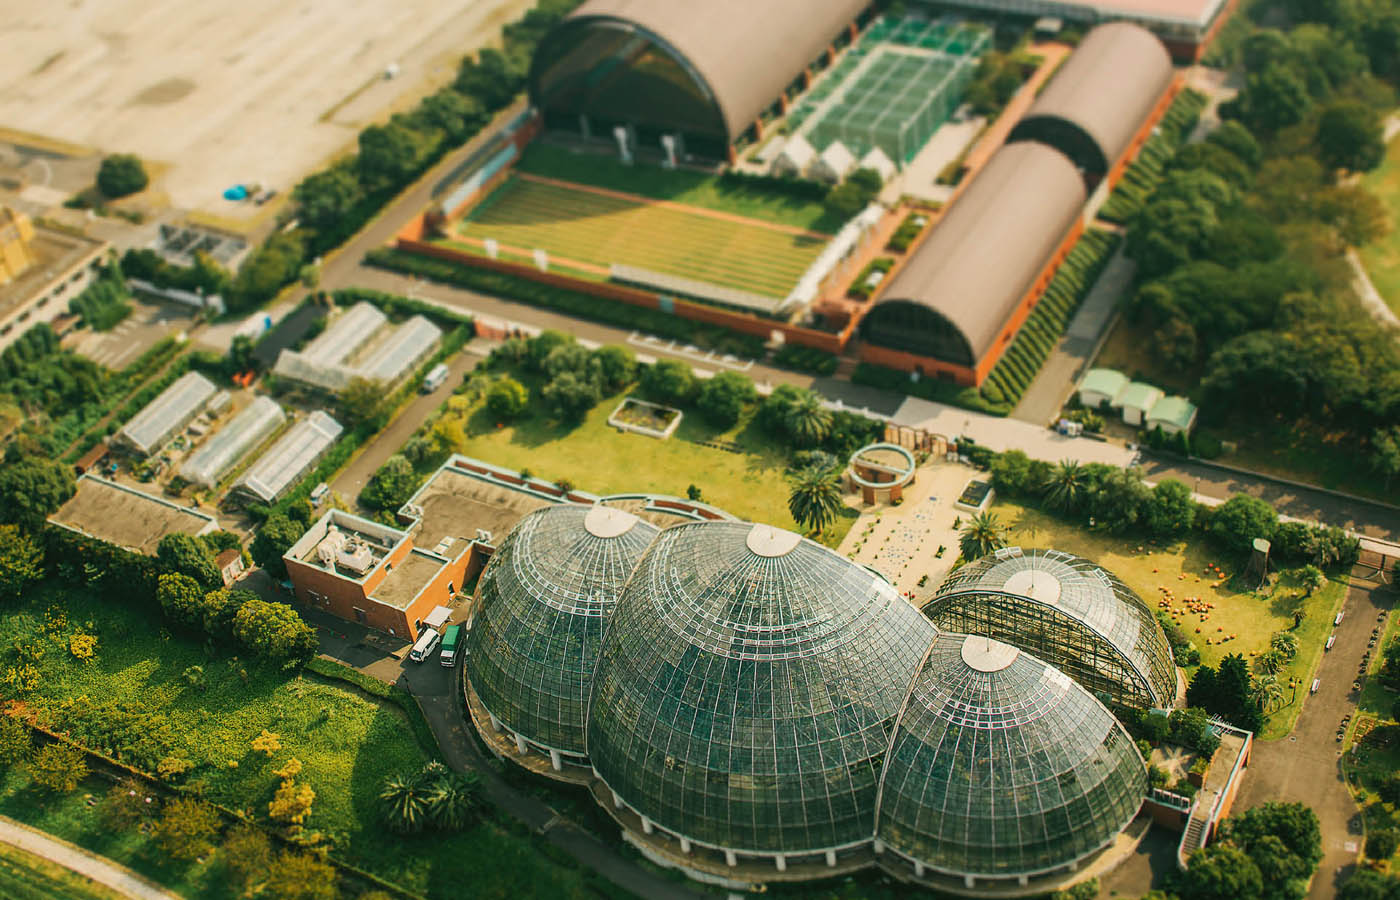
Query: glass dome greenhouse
466 504 659 756
876 633 1147 878
922 548 1178 709
586 520 936 856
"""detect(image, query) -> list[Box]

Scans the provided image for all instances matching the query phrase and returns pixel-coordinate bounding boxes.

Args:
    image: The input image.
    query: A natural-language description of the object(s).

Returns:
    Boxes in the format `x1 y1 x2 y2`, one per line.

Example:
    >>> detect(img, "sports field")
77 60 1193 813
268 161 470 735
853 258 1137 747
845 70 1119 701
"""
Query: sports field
452 174 827 298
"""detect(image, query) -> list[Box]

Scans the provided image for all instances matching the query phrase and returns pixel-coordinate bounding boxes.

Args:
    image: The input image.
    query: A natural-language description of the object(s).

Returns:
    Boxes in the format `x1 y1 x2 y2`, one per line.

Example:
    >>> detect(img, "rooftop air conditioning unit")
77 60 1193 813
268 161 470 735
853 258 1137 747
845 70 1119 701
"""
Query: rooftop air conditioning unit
475 529 493 543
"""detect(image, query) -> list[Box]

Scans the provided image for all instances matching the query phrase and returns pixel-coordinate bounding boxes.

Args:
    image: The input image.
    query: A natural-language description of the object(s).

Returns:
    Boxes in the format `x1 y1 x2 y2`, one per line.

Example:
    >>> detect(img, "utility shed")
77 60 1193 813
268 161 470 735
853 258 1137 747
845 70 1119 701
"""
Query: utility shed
1078 368 1128 408
116 371 218 457
179 396 286 488
1146 394 1197 435
1117 381 1164 426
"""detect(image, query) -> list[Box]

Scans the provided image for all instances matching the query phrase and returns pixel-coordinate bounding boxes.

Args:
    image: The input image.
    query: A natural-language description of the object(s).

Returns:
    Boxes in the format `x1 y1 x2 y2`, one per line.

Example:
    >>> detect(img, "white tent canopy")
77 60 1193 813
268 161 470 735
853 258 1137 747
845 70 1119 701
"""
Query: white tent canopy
812 140 857 183
771 134 816 177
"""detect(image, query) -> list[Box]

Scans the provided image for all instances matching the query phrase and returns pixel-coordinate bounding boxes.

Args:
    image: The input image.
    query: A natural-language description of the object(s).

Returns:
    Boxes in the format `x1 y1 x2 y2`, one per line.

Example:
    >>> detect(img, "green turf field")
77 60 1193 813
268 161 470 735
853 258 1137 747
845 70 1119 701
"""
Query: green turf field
453 175 826 299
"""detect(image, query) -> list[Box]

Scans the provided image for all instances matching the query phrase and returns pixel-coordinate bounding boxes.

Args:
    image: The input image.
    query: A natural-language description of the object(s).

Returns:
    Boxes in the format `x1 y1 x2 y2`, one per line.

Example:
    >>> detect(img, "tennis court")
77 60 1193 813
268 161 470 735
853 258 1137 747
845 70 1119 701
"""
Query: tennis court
789 16 989 163
451 175 827 299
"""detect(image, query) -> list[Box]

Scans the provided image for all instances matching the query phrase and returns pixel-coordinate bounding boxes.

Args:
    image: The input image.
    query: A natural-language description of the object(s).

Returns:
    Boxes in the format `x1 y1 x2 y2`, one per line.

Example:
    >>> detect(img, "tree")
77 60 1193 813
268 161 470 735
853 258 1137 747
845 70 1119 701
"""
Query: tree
0 525 41 604
264 852 339 900
0 457 74 530
541 372 600 423
293 163 364 234
786 465 843 535
28 742 87 793
251 514 305 581
97 154 148 198
591 345 636 393
959 512 1008 561
233 600 317 665
1207 121 1263 168
221 825 273 895
358 120 433 191
541 342 593 380
990 449 1035 496
1043 460 1088 513
1222 802 1323 896
379 771 431 834
362 455 418 511
696 371 757 428
639 359 696 405
228 231 307 311
96 779 150 832
419 88 487 142
1217 653 1265 732
201 588 256 637
1298 565 1326 596
1366 830 1398 860
1372 427 1400 491
1226 64 1311 133
156 533 221 591
152 798 219 861
0 716 31 767
340 377 390 429
426 771 482 831
1210 495 1278 554
1187 666 1219 709
1316 185 1390 246
485 377 529 421
783 391 833 448
757 383 807 435
1146 479 1198 536
1175 843 1263 900
1271 630 1300 660
1340 870 1400 900
156 573 205 629
1091 465 1151 533
1315 101 1386 172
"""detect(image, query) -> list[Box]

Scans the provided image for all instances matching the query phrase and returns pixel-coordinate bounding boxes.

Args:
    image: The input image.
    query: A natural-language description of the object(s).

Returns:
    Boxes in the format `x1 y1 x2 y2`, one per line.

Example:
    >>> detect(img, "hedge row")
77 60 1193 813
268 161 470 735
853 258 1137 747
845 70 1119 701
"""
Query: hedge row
886 211 930 252
366 247 767 359
330 287 474 329
980 229 1122 407
772 344 839 376
1098 88 1209 224
851 362 1012 416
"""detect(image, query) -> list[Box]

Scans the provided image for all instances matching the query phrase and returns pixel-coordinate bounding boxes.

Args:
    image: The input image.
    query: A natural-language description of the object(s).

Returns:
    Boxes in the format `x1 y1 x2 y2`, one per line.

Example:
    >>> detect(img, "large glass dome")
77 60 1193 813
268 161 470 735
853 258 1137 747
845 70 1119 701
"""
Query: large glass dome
923 548 1177 709
587 521 936 856
877 634 1146 878
466 504 659 756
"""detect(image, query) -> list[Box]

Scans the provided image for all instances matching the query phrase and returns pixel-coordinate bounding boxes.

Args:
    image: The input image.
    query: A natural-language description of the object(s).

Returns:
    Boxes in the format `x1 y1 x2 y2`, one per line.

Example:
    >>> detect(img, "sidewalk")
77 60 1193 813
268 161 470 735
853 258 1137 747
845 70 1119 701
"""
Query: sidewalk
0 815 181 900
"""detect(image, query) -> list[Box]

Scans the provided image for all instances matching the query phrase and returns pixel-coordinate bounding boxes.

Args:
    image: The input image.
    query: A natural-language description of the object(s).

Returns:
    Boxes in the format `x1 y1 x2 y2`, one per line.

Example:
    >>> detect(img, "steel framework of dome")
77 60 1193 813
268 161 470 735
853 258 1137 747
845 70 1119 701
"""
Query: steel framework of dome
877 634 1147 879
922 548 1177 709
466 504 659 758
586 520 936 857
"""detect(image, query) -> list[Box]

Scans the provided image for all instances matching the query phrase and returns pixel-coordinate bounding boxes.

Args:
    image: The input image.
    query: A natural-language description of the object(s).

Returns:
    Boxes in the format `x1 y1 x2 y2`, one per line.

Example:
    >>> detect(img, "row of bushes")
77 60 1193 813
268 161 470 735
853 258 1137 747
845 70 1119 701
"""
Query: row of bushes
851 362 1012 416
68 266 132 331
365 247 767 358
1097 88 1209 224
886 211 931 252
847 256 895 300
772 344 839 376
716 168 830 202
980 229 1122 407
329 287 473 329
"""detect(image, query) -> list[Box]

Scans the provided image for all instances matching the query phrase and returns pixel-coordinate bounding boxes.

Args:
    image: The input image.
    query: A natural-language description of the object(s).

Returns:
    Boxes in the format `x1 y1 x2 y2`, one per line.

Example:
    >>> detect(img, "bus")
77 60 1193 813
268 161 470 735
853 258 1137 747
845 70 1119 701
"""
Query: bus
440 624 463 667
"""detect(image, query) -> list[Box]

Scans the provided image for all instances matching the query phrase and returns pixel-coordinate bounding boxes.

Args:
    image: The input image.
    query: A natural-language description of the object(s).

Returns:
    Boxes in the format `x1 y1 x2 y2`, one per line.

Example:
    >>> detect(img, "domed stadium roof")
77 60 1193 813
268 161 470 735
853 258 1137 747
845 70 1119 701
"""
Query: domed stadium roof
587 520 936 855
466 504 659 756
877 634 1146 878
924 548 1177 709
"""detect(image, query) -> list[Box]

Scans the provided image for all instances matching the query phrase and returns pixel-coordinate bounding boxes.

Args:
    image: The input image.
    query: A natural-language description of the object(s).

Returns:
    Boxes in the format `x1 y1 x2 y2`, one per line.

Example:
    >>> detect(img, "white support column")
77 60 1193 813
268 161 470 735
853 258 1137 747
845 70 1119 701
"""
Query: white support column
1019 875 1029 887
549 749 562 771
725 849 738 867
641 816 654 835
964 874 976 889
775 854 787 872
1069 860 1078 872
872 839 885 855
679 837 692 854
514 733 528 755
914 861 926 878
825 850 837 867
489 713 501 732
612 792 624 810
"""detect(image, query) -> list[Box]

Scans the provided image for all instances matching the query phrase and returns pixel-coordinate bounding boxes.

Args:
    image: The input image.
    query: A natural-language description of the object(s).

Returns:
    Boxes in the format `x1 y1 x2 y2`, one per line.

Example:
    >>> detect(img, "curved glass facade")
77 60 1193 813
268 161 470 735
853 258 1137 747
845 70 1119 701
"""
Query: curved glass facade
587 521 936 854
530 20 730 158
859 300 975 368
923 548 1177 709
878 634 1146 877
467 505 659 755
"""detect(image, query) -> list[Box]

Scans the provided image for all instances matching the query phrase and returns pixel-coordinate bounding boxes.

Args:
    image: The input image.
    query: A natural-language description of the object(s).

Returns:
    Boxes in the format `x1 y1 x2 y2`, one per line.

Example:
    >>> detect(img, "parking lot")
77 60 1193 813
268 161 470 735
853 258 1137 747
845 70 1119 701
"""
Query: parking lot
66 296 198 370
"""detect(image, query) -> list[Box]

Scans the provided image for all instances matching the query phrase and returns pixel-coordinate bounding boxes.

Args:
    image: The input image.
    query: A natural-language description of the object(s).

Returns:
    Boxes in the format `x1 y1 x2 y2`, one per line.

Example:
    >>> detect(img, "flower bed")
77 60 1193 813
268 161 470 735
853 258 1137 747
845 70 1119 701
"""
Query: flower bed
954 479 995 512
607 397 683 439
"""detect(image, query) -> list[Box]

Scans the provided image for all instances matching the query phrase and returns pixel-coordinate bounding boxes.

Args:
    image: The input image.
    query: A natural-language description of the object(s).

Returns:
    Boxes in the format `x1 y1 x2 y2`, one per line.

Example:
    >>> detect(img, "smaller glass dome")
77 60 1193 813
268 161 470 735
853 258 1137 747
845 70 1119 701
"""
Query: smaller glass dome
877 633 1146 878
924 548 1177 708
466 504 659 756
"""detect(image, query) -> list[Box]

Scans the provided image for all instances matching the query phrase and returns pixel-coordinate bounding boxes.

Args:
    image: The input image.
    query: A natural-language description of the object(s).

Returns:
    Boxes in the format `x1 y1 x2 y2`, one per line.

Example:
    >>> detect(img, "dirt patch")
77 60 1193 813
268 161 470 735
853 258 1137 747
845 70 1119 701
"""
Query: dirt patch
128 77 195 106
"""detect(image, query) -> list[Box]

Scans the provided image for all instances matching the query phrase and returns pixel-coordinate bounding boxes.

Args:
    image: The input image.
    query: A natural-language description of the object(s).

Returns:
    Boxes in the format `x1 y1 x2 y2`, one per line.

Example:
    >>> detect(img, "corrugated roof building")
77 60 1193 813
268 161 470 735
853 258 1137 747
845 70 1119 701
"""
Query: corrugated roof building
529 0 868 159
356 315 442 385
235 410 344 504
115 371 218 457
179 396 286 488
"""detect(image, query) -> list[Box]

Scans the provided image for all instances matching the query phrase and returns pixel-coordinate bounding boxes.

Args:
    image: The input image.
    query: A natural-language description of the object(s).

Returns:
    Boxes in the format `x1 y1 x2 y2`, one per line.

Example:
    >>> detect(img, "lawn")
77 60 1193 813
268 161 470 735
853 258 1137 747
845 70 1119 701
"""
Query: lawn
0 837 132 900
1358 133 1400 315
988 500 1348 740
516 143 844 234
454 175 825 298
0 584 605 900
435 380 858 548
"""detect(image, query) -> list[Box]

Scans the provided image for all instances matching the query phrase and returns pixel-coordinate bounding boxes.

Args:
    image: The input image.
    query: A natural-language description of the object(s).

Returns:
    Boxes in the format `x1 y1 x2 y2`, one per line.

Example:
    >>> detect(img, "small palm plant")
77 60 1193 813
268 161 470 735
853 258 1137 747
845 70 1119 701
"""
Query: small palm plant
959 512 1008 561
787 464 843 535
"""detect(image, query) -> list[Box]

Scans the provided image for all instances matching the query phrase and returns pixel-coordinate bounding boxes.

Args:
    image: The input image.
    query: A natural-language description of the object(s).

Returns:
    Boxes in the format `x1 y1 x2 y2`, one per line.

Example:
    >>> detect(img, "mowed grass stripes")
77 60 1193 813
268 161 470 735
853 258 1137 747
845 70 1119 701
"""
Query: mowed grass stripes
454 177 826 297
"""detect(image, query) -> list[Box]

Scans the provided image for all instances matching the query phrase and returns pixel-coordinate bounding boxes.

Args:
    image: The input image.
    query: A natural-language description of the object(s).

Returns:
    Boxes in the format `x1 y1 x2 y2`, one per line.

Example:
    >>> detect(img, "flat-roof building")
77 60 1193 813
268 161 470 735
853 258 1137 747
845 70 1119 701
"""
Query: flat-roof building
48 474 219 556
115 371 218 457
0 207 110 355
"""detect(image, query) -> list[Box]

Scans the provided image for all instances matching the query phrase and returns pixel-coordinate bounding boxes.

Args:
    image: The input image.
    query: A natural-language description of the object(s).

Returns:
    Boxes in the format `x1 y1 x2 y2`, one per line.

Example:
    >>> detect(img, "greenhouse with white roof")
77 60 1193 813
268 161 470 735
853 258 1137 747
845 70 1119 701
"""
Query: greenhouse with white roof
178 396 286 488
272 302 442 393
115 371 217 457
234 410 343 504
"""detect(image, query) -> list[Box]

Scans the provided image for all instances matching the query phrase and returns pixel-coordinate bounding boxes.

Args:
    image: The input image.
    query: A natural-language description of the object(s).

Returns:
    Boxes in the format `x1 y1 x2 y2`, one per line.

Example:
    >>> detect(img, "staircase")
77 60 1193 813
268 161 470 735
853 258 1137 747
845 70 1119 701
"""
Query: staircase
1177 814 1208 868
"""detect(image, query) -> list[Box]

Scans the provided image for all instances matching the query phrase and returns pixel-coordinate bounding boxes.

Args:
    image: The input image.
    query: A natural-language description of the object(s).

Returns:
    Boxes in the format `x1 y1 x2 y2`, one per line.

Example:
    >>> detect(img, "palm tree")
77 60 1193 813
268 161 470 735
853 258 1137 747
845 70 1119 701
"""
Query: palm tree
379 772 430 834
787 465 844 534
1253 650 1282 678
1252 674 1284 713
959 512 1008 561
1042 460 1087 513
426 771 482 831
1299 565 1327 597
784 392 833 448
1270 630 1300 661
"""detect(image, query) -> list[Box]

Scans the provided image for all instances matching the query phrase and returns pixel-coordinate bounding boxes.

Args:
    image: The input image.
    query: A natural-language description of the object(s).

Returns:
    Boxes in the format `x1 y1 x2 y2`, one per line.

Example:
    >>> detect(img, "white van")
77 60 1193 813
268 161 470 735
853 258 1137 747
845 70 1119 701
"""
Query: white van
409 627 441 663
421 363 450 393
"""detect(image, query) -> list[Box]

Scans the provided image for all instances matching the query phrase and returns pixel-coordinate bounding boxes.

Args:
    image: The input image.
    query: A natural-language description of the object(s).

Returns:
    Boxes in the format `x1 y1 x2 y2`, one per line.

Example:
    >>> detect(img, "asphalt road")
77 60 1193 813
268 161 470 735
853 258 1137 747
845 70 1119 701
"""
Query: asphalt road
1234 570 1394 898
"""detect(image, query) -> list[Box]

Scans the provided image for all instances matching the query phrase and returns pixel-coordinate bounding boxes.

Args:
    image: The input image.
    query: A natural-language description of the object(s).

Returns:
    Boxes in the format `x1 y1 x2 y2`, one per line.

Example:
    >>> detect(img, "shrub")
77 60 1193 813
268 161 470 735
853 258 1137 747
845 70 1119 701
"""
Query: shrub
97 154 148 198
152 798 219 861
0 716 32 767
485 377 529 420
29 742 88 793
696 371 757 428
639 359 697 405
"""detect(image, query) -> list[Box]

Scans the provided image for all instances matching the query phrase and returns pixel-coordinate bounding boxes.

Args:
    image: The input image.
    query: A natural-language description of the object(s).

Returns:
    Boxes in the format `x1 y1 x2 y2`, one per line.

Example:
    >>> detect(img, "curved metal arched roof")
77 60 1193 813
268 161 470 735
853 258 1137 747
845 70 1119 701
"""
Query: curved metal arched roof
867 142 1087 363
1010 23 1174 175
539 0 867 142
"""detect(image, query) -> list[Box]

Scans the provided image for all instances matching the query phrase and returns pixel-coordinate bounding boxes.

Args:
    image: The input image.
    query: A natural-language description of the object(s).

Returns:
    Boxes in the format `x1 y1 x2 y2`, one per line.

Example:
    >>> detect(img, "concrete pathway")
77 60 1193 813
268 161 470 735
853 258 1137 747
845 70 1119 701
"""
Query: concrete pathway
0 815 181 900
1346 248 1400 329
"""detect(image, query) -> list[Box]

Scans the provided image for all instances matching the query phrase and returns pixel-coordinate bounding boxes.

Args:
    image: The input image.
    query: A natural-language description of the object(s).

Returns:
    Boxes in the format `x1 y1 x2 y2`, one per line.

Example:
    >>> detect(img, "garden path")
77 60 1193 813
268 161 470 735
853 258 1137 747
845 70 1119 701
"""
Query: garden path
0 815 181 900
